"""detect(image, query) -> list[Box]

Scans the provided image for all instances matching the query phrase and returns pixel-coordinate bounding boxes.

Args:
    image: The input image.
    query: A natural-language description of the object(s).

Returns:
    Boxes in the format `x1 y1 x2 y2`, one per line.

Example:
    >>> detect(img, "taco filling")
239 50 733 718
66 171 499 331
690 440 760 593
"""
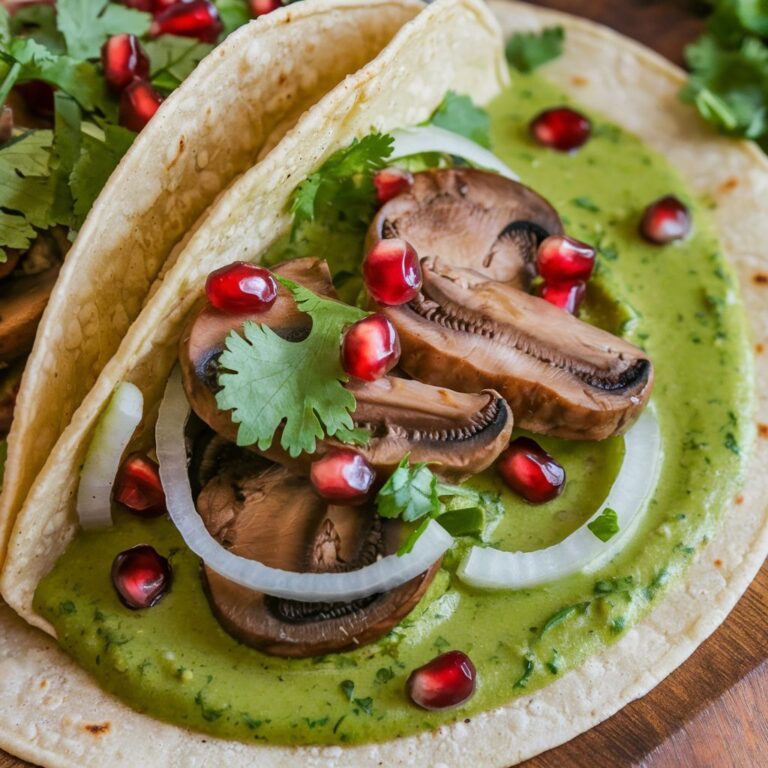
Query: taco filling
28 61 751 746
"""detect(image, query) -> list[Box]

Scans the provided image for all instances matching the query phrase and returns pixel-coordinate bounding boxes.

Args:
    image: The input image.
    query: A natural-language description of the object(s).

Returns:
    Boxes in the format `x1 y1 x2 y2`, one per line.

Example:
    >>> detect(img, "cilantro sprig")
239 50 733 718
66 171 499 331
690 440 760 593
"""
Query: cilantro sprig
681 1 768 146
505 26 565 73
0 1 253 261
215 277 370 457
377 456 503 553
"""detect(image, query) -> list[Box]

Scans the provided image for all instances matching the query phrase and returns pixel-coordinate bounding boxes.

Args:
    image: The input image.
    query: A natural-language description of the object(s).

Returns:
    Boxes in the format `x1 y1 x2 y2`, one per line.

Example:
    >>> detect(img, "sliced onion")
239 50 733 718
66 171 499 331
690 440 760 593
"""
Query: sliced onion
390 126 518 180
156 369 453 602
457 408 662 590
77 382 143 530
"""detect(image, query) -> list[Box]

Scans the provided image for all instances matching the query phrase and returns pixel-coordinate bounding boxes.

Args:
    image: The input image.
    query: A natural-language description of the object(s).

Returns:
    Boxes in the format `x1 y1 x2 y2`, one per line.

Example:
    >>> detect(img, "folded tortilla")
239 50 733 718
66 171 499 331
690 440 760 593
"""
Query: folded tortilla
0 2 766 766
0 0 424 570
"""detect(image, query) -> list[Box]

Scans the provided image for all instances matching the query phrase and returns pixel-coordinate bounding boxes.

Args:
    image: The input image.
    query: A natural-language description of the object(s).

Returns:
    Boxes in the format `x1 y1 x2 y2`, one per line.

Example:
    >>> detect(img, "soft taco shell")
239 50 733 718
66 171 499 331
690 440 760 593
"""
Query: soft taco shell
0 0 424 569
0 0 509 630
1 2 767 766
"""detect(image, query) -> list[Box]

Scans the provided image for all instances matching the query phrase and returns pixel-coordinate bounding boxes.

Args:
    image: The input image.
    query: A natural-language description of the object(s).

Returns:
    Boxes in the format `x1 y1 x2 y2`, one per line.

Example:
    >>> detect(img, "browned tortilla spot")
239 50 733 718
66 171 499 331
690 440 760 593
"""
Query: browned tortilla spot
84 723 111 736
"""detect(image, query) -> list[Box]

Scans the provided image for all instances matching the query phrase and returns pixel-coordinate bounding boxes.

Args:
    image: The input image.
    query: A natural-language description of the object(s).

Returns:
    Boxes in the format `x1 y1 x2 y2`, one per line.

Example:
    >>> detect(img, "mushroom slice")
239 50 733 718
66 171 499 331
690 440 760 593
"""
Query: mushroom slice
380 259 653 441
180 259 513 480
197 462 440 657
367 168 563 287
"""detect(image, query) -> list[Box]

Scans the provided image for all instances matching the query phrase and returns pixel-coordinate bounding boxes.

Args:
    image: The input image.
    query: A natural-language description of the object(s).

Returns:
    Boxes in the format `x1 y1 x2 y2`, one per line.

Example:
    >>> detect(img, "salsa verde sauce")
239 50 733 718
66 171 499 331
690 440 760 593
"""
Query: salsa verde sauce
34 69 753 746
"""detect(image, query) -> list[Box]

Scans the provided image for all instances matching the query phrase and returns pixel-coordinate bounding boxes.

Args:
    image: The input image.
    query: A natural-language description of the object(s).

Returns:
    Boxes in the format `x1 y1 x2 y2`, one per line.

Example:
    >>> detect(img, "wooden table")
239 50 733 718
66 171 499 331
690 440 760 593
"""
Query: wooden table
2 2 766 767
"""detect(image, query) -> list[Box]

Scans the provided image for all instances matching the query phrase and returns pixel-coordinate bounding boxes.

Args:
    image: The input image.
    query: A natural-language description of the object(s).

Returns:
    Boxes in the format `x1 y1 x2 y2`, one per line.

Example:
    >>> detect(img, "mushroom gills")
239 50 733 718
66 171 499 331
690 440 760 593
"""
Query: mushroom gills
367 168 563 287
380 259 653 441
197 461 440 657
180 258 514 481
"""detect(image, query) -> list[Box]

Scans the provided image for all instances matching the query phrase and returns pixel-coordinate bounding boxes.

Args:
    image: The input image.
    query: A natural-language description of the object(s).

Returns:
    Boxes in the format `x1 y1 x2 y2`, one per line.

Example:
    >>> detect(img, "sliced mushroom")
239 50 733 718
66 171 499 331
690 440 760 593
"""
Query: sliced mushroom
180 258 513 480
197 461 440 657
379 259 653 440
367 168 563 287
0 230 68 364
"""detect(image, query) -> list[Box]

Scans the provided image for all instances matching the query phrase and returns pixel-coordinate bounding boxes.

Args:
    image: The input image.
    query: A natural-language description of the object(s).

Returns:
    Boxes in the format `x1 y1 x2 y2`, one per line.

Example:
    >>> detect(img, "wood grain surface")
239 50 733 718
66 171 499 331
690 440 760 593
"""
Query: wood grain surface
1 2 766 767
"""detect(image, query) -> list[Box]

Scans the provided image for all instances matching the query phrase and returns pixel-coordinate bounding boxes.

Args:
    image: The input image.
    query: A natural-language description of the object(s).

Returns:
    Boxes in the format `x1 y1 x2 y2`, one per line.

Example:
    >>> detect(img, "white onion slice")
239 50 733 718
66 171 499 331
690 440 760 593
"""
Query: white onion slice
77 382 143 530
457 408 662 590
390 126 519 180
156 369 453 602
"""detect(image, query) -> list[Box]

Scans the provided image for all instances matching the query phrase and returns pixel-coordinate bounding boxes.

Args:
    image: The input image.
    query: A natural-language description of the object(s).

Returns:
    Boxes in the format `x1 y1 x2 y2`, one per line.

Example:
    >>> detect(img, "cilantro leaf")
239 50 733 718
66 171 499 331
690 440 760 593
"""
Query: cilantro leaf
10 4 65 53
56 0 151 60
214 0 251 36
429 90 491 149
70 124 136 225
505 26 564 73
377 459 440 522
215 278 369 457
144 35 214 93
587 507 620 542
291 133 394 232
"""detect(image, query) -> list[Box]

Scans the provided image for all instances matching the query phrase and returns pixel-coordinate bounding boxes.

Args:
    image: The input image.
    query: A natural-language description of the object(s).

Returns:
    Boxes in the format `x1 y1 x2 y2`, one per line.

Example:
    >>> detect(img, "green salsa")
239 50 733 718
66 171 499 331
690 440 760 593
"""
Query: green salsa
34 69 753 746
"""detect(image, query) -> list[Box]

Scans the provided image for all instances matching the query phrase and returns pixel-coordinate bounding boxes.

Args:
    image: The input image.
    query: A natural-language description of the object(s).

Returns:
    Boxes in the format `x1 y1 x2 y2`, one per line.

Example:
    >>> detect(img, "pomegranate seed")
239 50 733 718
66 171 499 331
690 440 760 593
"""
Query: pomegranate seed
250 0 282 16
152 0 184 12
310 449 375 504
114 453 166 517
150 0 223 43
341 314 400 382
373 167 414 205
102 35 150 93
205 262 279 314
15 81 55 118
363 239 422 306
530 107 591 152
498 437 565 503
536 235 595 283
540 280 586 315
407 651 477 710
639 195 691 244
112 545 171 610
119 79 163 132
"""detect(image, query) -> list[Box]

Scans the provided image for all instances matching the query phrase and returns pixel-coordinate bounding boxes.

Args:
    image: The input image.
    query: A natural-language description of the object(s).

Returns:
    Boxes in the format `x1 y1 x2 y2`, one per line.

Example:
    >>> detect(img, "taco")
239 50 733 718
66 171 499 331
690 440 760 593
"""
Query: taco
0 0 424 569
1 0 766 766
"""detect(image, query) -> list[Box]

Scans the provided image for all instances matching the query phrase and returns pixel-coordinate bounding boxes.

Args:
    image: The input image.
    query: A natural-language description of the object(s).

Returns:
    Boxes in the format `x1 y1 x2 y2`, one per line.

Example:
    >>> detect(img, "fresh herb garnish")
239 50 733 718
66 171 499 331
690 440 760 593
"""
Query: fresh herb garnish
376 455 502 553
587 507 620 542
546 648 563 675
681 2 768 146
538 601 590 638
216 277 370 457
430 90 492 148
505 26 564 73
513 653 536 689
0 1 253 260
339 679 355 701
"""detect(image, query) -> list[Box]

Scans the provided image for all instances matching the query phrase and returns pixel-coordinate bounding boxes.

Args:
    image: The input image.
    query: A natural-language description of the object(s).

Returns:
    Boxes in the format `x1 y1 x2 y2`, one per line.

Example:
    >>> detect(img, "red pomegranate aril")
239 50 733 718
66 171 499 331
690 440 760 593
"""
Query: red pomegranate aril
363 238 422 306
540 280 586 315
498 437 565 504
341 314 401 382
250 0 282 16
114 453 166 517
639 195 691 244
205 262 279 314
102 35 150 93
373 167 414 205
536 235 596 283
150 0 223 43
530 107 591 152
112 545 171 610
407 651 477 710
152 0 184 12
119 79 163 132
310 450 376 504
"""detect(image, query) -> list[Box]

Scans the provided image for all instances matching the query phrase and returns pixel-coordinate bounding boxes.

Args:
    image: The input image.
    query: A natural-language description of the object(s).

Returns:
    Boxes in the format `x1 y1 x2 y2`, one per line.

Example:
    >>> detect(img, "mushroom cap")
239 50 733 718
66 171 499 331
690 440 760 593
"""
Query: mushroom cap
367 168 563 287
180 258 513 480
196 458 440 657
380 259 653 441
